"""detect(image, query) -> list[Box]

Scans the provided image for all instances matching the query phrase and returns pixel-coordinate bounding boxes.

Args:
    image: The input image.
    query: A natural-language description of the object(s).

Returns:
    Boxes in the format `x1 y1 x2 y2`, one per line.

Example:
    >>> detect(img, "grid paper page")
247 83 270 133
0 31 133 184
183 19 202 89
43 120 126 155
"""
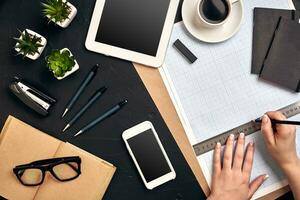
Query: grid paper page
162 0 299 199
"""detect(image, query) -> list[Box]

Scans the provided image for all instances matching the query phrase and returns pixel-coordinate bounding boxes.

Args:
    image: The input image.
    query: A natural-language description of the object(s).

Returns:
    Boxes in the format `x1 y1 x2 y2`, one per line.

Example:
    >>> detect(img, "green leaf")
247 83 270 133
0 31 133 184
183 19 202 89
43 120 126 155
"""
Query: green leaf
13 30 44 58
42 0 71 23
47 49 76 78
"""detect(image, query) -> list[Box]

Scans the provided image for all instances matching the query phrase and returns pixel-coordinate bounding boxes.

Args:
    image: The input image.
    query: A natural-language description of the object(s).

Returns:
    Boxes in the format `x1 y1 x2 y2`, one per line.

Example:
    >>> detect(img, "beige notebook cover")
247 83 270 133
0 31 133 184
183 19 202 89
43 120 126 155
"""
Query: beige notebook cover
0 116 116 200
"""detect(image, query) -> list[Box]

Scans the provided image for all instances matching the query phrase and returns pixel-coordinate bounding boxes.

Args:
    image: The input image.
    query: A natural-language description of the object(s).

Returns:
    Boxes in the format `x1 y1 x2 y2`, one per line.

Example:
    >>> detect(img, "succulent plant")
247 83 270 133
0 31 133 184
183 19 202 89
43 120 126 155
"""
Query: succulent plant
47 49 75 77
14 30 43 58
42 0 71 23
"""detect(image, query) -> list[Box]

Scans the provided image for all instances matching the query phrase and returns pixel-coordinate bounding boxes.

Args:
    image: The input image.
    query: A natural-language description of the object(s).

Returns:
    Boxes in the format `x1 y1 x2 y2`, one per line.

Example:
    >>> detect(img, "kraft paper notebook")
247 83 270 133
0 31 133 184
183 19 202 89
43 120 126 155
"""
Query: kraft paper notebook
0 116 116 200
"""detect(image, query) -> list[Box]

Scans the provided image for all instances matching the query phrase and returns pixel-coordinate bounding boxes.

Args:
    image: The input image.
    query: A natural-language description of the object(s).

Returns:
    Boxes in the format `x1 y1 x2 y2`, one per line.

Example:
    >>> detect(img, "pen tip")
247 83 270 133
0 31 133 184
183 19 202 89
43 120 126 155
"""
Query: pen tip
62 109 68 118
74 130 82 137
254 117 261 122
62 124 70 132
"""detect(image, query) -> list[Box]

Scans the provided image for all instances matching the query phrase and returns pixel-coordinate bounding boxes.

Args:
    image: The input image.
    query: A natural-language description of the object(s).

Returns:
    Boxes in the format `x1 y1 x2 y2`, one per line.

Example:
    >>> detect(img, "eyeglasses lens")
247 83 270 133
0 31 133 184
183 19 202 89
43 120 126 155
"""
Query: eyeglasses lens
18 168 43 185
52 162 79 180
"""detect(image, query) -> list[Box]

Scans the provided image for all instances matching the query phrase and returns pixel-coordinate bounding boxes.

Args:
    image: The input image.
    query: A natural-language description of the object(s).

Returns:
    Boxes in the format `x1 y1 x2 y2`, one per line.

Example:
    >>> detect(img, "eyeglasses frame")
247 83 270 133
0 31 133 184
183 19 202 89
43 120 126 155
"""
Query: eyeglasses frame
13 156 81 186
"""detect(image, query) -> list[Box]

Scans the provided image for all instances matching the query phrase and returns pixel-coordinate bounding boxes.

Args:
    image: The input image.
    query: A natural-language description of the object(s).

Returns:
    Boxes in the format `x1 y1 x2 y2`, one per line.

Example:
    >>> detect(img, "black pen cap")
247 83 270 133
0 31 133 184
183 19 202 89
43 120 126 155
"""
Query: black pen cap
97 86 107 94
87 87 107 102
119 100 128 107
91 64 100 73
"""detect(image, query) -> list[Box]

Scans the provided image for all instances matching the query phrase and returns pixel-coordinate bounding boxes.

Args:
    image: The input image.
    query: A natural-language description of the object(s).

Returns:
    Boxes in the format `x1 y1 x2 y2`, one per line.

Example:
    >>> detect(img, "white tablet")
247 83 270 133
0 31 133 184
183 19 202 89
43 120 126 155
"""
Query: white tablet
85 0 179 68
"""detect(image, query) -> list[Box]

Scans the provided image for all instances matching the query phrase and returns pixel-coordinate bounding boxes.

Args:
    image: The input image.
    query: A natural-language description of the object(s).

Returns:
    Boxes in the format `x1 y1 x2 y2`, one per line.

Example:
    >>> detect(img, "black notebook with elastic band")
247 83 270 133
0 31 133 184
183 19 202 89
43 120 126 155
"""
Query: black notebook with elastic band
251 8 300 74
260 18 300 92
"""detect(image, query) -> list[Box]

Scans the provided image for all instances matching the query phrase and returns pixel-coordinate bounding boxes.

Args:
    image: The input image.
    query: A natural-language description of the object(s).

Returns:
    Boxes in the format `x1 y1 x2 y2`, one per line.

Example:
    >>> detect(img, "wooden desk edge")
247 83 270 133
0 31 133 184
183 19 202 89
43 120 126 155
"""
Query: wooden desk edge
134 63 290 200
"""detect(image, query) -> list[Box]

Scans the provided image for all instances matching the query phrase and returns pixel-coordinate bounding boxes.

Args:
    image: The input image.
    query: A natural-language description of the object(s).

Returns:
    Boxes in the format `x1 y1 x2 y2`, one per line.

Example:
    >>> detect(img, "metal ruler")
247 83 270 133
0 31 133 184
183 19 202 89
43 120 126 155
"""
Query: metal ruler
193 100 300 156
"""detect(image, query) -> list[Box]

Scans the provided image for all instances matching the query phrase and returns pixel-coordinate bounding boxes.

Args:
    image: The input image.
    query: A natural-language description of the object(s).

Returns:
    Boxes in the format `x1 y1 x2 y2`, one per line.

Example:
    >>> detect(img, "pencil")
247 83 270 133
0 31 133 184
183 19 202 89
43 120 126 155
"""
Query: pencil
74 100 128 137
62 87 107 132
254 118 300 126
62 64 100 117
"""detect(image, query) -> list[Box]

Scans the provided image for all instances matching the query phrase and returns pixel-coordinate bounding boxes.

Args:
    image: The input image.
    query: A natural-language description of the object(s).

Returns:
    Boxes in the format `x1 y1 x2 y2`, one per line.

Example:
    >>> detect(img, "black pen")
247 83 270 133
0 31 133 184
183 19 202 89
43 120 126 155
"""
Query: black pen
62 87 107 132
74 100 128 137
254 118 300 126
62 64 100 117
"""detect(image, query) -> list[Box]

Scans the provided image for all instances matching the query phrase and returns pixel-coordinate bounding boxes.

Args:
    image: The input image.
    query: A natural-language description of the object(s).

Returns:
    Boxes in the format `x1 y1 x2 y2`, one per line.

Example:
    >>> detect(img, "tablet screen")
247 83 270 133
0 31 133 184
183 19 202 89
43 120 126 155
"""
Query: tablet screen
95 0 171 56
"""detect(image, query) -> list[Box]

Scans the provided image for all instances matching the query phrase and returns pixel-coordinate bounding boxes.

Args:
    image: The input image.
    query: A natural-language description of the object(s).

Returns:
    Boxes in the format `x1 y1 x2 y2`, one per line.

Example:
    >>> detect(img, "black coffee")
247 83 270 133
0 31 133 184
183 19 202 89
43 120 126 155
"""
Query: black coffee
199 0 229 24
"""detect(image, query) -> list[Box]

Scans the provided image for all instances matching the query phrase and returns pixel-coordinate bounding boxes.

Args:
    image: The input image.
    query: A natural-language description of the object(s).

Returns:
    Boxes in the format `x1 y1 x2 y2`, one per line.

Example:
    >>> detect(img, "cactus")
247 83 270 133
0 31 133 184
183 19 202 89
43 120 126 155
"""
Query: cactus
42 0 71 23
14 30 43 58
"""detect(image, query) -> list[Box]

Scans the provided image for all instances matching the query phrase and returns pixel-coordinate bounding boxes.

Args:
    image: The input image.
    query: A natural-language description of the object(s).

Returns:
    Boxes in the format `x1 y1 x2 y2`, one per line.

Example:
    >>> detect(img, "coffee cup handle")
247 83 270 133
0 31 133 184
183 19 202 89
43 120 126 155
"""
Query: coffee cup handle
229 0 239 4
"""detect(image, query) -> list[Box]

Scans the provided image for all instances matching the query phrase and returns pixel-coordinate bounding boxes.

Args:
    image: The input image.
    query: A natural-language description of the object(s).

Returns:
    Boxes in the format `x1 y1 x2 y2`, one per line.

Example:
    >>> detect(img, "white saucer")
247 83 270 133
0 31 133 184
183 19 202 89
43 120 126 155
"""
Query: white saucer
182 0 244 43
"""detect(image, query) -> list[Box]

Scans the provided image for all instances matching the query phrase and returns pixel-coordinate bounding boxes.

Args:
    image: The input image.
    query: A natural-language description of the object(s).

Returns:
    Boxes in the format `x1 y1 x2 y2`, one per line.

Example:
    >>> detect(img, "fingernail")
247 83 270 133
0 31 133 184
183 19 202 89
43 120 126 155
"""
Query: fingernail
230 134 234 140
262 115 268 123
239 132 245 138
249 142 254 146
264 174 269 180
216 142 221 148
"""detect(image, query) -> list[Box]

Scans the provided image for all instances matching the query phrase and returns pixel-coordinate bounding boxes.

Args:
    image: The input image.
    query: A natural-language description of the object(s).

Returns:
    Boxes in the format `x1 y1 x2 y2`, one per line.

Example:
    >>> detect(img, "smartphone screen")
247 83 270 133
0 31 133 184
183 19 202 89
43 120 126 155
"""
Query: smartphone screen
127 129 171 182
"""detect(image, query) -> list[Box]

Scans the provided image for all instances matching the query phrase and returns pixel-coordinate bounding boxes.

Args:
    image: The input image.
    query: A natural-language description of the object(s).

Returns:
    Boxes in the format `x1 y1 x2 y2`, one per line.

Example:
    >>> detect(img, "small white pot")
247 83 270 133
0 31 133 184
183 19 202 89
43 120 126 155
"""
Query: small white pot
55 48 79 80
15 29 47 60
47 2 77 28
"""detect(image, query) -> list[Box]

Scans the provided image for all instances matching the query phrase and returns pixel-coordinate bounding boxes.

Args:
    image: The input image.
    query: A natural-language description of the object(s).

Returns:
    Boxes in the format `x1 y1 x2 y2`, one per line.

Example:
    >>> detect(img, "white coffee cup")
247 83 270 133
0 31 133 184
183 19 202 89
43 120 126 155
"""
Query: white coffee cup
195 0 237 28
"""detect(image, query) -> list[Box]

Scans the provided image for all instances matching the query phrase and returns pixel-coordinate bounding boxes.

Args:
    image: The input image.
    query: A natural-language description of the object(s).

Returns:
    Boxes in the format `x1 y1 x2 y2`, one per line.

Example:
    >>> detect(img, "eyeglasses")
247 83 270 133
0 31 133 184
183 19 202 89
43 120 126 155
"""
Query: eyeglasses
13 156 81 186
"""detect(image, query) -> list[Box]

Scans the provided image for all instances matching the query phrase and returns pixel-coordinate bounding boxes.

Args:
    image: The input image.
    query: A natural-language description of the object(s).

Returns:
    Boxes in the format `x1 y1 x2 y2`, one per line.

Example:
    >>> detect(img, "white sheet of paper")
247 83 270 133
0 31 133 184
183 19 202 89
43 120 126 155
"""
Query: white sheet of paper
160 0 299 199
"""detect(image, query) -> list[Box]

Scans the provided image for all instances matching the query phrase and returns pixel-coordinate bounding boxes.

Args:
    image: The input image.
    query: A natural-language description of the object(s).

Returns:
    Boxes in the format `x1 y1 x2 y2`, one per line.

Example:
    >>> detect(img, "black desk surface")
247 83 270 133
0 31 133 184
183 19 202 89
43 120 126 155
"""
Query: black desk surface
0 0 299 200
0 0 204 200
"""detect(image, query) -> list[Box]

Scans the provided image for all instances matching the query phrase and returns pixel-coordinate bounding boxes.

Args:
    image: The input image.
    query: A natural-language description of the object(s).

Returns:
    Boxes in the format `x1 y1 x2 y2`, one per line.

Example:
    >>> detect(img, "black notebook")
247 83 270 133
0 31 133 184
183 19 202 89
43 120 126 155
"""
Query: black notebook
260 18 300 92
251 8 299 74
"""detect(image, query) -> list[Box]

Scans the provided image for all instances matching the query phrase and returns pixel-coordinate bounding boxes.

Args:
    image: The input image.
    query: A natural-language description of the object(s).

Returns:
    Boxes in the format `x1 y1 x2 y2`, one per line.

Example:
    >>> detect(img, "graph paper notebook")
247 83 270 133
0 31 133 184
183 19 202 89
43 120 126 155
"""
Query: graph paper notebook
160 0 299 199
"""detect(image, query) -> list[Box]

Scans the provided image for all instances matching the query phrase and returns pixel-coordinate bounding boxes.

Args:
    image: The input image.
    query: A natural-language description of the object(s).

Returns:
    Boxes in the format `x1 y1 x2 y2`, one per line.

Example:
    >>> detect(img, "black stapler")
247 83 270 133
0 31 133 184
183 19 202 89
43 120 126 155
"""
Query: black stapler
9 77 56 116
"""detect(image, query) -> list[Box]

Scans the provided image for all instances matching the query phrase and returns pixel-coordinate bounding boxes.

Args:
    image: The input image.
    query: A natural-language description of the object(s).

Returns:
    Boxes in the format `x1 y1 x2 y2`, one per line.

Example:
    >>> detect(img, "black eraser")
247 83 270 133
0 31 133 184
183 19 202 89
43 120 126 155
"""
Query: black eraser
173 39 197 63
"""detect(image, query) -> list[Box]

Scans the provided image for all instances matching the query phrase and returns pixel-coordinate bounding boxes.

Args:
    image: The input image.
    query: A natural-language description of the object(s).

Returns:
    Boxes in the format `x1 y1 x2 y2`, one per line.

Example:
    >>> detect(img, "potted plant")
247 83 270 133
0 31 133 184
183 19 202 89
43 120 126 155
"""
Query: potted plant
46 48 79 80
42 0 77 28
14 29 47 60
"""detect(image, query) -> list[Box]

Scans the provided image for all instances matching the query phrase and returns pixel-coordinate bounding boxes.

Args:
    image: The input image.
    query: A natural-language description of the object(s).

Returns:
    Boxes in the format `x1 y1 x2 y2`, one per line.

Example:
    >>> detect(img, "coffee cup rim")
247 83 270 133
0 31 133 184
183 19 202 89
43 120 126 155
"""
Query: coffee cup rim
196 0 233 27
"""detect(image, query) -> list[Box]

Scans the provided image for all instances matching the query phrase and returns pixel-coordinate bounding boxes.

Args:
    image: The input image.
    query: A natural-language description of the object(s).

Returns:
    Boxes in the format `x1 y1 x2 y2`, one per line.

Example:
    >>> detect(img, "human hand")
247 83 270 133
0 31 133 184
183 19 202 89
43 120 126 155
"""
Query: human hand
261 112 299 170
207 133 268 200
